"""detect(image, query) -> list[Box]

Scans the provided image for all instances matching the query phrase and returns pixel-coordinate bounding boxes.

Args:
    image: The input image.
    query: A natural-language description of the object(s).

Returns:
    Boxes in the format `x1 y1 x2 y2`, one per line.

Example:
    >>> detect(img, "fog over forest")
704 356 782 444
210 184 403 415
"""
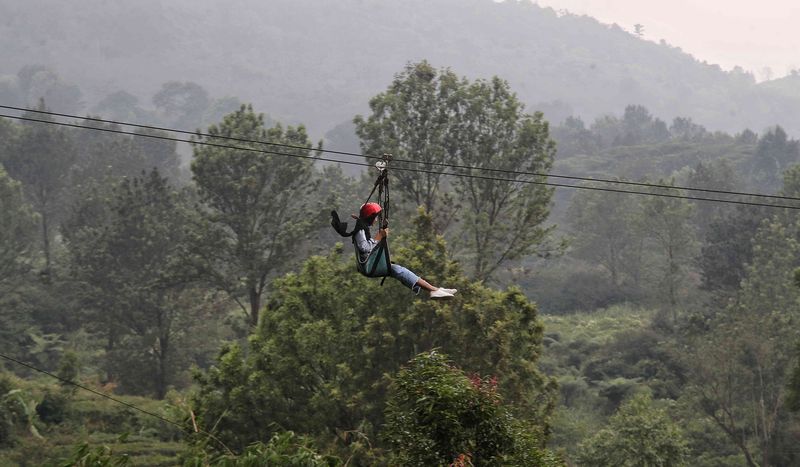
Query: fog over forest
1 1 800 466
2 0 800 137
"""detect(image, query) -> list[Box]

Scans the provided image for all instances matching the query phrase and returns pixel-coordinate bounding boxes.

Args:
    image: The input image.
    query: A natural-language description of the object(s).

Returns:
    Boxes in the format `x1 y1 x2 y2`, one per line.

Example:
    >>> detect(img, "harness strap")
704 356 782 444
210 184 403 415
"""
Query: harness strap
364 171 386 206
366 238 389 276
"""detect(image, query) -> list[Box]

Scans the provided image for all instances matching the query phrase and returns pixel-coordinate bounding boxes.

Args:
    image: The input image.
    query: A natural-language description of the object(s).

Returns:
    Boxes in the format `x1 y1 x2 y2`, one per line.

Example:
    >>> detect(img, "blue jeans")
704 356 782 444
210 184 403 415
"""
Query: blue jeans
390 263 421 293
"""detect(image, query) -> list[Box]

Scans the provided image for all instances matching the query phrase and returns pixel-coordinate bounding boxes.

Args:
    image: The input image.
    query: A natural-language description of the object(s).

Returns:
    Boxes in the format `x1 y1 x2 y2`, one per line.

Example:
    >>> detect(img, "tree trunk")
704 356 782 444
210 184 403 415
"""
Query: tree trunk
666 242 679 324
156 334 169 400
608 244 618 286
155 304 169 400
249 286 260 328
41 210 51 273
104 330 116 384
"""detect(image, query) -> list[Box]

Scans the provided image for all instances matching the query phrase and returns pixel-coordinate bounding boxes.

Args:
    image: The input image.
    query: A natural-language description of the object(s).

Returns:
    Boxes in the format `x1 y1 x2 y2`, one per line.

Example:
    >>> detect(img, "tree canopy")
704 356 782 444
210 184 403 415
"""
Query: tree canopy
356 62 559 281
191 210 557 458
191 104 316 327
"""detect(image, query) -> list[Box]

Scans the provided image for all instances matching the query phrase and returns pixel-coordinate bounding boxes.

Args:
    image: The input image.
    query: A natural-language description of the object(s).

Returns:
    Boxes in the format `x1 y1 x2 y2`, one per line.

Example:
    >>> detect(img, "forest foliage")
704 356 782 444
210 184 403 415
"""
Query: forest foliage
1 55 800 466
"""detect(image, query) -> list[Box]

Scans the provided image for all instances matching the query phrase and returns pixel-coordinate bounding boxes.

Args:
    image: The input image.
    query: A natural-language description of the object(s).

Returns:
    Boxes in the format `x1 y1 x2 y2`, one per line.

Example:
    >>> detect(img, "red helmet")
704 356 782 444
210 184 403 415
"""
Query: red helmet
360 202 382 220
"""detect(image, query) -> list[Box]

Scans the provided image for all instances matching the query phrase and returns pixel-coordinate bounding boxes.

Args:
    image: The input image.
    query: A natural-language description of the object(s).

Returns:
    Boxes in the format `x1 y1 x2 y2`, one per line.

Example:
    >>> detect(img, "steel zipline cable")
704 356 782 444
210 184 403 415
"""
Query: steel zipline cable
0 352 235 455
1 111 800 211
2 103 799 204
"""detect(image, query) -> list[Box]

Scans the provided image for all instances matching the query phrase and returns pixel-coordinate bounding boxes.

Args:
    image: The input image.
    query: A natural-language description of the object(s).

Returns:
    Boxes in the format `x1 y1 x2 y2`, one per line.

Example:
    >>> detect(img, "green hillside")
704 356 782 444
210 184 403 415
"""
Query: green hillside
1 0 798 136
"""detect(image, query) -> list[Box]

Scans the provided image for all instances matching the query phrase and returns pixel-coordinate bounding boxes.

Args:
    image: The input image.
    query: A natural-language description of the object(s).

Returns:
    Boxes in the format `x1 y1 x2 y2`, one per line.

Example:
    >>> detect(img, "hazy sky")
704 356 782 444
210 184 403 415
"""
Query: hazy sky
532 0 800 81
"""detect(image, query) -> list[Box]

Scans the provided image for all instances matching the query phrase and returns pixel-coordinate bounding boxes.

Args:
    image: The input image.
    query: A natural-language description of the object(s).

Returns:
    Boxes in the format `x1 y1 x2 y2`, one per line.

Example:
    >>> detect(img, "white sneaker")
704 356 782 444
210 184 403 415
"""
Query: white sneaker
430 288 454 299
440 288 457 295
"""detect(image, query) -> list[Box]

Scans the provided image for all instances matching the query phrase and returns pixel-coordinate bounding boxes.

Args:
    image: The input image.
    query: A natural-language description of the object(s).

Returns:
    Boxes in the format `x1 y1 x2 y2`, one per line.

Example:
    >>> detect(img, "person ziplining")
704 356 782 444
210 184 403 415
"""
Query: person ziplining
331 155 457 299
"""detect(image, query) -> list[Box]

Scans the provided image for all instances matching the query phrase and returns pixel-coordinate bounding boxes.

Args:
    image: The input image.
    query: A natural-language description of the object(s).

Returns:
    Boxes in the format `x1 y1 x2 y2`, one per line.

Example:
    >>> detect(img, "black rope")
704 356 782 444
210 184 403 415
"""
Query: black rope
2 103 799 203
384 168 390 228
363 170 385 205
2 112 800 210
378 172 388 228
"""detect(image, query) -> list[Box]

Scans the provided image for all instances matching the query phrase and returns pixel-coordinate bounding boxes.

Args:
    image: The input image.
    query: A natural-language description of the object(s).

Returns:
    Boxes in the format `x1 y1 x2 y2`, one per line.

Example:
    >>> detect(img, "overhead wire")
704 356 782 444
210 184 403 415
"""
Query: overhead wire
2 103 799 204
1 111 800 211
0 352 235 455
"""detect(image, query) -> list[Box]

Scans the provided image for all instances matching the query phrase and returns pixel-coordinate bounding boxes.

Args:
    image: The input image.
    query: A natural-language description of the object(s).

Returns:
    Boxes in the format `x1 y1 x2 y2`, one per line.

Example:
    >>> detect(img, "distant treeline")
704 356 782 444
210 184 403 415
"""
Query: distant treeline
2 0 800 138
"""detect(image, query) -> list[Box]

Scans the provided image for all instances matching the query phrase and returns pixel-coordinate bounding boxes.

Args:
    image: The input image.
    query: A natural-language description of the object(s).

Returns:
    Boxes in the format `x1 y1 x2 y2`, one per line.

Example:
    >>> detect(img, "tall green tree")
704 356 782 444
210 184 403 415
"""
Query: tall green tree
687 211 800 467
577 393 689 467
153 81 210 129
356 62 559 281
65 169 204 398
550 116 598 157
0 166 37 285
638 182 696 311
452 77 558 281
0 117 18 162
354 61 461 214
752 126 800 191
788 342 800 413
789 245 800 414
0 166 39 359
669 117 708 141
3 102 77 272
590 114 622 149
616 105 669 146
71 120 181 185
567 184 645 294
92 90 149 122
191 104 316 327
781 163 800 198
191 210 557 454
16 65 83 114
698 205 765 294
685 161 738 238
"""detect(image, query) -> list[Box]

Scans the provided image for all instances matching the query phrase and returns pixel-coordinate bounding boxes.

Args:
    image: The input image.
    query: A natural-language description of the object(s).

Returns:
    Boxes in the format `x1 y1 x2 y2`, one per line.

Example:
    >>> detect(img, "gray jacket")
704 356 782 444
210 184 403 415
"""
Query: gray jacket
354 229 377 263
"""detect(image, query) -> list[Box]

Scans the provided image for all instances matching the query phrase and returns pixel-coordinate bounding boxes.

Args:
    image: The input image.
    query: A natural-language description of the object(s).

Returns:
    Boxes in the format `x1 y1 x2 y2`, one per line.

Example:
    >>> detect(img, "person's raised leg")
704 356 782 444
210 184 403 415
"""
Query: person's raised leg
390 264 456 298
415 277 437 292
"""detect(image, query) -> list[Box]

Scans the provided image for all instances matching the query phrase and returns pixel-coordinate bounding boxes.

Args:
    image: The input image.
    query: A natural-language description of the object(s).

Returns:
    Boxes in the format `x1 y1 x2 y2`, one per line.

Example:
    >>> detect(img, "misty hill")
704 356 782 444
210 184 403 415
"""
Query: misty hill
759 72 800 100
1 0 799 138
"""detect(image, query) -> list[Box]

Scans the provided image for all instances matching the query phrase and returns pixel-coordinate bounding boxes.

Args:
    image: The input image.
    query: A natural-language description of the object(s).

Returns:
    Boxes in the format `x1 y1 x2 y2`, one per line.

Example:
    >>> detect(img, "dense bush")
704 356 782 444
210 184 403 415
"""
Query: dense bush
35 390 68 425
384 351 562 466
